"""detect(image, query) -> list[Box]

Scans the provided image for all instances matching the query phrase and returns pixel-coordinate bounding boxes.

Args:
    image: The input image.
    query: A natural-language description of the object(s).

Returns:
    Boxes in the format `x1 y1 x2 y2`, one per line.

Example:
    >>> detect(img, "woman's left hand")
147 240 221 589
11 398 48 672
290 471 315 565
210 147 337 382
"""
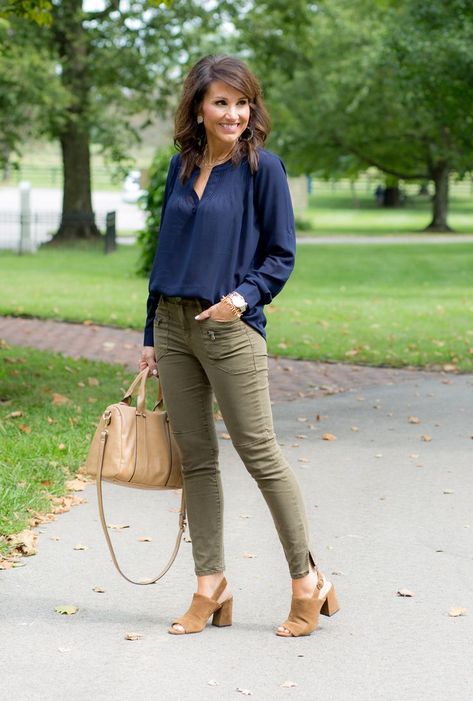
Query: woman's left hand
195 300 236 322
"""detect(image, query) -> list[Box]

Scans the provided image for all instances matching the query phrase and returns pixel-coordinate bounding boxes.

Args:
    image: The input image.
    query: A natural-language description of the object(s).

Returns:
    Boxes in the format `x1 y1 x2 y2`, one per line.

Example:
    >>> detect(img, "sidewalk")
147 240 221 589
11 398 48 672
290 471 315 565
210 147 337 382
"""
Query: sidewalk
1 317 472 700
0 315 441 402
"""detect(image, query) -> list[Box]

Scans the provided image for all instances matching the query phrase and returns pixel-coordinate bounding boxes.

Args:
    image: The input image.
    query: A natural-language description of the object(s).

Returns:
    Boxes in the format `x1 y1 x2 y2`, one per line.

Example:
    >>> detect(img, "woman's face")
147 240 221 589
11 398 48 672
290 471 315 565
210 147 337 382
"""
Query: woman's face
199 80 251 150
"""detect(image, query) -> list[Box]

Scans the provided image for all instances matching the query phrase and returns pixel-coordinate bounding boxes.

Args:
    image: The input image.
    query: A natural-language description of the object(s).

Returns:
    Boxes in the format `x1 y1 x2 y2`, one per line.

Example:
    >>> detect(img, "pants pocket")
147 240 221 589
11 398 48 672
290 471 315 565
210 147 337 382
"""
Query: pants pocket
200 318 255 375
154 308 169 362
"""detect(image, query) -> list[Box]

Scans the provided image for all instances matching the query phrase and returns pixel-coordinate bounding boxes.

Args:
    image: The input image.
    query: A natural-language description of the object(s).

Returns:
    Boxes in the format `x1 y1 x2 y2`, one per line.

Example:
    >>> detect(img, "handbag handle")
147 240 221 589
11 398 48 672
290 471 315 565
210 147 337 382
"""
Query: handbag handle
95 427 187 585
122 367 163 413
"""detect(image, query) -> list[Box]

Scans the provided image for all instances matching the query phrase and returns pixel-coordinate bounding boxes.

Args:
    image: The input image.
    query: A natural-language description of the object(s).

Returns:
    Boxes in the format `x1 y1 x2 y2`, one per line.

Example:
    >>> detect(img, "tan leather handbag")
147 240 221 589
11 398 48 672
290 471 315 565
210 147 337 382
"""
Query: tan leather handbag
84 367 186 585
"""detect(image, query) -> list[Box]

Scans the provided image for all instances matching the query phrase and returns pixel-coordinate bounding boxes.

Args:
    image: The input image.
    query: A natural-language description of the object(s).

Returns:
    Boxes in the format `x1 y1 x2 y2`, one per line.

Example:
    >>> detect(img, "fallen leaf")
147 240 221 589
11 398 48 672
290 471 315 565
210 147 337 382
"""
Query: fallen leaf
58 443 66 451
88 377 99 386
322 433 336 441
137 536 152 542
281 681 298 688
345 349 359 357
443 364 457 372
408 416 421 424
73 544 88 550
50 536 61 541
220 432 231 440
297 417 307 422
295 434 307 439
107 523 130 530
92 586 106 593
236 689 253 696
124 632 143 640
58 647 71 653
409 453 419 459
397 589 415 597
55 605 78 615
50 494 85 514
239 513 251 519
448 607 467 617
47 416 55 424
298 458 309 463
7 529 38 556
65 478 86 491
52 393 71 405
242 552 256 558
351 426 358 432
420 434 432 442
207 680 219 687
183 536 192 543
19 424 31 433
331 570 344 576
443 489 454 495
6 410 23 418
102 342 115 350
375 453 383 458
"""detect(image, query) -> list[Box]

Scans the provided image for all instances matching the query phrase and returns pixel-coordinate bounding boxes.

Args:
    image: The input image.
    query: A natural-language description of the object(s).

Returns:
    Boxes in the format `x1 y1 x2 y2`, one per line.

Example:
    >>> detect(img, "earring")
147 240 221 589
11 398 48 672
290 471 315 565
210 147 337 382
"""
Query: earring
197 115 203 124
239 127 254 142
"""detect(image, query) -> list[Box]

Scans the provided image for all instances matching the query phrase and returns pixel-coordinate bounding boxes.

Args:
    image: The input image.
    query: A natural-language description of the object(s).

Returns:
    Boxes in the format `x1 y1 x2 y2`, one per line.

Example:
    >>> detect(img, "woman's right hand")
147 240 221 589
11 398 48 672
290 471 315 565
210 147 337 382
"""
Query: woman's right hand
139 346 158 377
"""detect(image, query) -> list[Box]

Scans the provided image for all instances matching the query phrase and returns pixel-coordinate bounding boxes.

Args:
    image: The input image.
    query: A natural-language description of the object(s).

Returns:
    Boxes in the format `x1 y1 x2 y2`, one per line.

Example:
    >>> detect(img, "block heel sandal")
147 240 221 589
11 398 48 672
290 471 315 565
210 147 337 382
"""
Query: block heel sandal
276 569 340 637
168 577 233 635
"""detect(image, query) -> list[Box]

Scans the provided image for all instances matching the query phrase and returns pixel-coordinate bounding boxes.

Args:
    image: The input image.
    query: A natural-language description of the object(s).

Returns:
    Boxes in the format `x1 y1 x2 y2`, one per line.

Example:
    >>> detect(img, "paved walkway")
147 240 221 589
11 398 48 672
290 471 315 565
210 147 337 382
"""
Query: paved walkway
0 316 445 403
1 316 472 700
297 234 473 245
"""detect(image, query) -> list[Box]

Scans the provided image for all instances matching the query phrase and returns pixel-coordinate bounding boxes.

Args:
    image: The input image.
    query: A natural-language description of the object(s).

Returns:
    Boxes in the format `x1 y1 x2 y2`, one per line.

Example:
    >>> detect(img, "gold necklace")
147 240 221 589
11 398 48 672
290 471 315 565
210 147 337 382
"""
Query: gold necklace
201 145 235 167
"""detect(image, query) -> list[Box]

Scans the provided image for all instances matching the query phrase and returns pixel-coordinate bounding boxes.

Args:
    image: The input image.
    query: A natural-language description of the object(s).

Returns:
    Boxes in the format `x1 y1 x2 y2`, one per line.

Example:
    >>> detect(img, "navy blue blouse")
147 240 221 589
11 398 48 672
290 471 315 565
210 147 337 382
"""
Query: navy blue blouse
143 147 296 346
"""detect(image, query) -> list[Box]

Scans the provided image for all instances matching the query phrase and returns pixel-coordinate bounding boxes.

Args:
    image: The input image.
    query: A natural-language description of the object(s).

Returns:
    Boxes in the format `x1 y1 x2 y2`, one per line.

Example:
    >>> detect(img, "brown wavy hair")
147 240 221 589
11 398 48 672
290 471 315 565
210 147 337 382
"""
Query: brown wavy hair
174 55 271 183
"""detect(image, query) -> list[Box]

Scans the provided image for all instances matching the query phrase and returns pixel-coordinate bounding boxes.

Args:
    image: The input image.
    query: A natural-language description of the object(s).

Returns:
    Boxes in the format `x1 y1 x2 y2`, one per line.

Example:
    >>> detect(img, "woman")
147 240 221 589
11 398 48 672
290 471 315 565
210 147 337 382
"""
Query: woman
139 55 339 637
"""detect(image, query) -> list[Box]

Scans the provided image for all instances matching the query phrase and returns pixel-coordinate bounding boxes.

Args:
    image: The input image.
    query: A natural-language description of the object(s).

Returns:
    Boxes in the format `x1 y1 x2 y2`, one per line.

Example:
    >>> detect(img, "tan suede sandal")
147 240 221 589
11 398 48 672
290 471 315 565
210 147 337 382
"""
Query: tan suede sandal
168 577 233 635
276 569 339 637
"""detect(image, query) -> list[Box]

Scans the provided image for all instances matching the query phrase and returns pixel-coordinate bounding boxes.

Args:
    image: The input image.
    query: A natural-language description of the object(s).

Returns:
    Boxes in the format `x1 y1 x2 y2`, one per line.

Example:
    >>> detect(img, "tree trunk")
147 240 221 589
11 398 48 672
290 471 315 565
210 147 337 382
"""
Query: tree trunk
54 125 100 240
50 0 100 242
425 162 452 232
383 186 401 207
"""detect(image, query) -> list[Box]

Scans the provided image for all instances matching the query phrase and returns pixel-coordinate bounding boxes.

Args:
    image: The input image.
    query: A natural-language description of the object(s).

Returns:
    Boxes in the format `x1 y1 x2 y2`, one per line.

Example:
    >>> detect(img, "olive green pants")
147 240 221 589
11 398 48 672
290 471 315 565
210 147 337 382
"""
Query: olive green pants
154 296 317 579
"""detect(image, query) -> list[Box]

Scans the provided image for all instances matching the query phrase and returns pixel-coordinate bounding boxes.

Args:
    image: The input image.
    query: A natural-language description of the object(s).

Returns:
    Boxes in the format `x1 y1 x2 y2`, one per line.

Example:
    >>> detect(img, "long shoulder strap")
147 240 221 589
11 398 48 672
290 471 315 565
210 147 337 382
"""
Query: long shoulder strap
95 428 187 585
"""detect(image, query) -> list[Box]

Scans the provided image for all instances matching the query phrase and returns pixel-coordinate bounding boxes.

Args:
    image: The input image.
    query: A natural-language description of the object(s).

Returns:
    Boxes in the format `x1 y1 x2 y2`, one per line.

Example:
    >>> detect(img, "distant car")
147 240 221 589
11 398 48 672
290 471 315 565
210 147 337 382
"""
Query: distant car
122 170 146 204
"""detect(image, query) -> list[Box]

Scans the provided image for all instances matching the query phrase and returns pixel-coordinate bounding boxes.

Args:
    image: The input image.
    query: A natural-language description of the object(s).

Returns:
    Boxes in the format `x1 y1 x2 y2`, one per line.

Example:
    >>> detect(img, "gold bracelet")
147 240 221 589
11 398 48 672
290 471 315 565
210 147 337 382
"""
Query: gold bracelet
220 295 242 317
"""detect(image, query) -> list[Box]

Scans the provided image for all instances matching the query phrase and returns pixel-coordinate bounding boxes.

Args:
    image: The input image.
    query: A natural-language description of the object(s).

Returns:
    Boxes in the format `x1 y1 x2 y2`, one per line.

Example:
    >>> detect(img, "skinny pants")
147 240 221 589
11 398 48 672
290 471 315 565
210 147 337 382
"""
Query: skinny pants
154 296 317 579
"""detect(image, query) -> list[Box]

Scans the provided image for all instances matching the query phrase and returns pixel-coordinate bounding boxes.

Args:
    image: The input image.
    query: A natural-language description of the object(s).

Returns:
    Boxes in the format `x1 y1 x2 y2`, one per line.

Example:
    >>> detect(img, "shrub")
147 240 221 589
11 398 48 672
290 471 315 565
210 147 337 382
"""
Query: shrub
136 145 177 277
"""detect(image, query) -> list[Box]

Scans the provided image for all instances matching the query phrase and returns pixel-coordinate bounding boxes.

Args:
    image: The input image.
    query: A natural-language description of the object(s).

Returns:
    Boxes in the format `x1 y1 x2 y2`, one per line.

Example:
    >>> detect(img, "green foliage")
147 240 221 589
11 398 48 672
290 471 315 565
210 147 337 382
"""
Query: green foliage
0 0 52 25
240 0 473 228
136 145 177 277
0 18 68 165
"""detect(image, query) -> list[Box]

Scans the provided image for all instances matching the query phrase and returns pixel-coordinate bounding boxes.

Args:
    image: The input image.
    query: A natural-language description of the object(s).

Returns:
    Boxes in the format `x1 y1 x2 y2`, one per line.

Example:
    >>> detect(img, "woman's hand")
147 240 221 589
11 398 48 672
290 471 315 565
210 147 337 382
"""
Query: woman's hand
195 300 236 322
139 346 158 377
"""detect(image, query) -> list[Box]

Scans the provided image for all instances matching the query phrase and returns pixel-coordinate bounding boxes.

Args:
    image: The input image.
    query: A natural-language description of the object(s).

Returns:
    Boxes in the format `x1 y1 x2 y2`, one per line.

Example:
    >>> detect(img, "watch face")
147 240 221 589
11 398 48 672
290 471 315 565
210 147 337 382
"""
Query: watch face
230 293 246 310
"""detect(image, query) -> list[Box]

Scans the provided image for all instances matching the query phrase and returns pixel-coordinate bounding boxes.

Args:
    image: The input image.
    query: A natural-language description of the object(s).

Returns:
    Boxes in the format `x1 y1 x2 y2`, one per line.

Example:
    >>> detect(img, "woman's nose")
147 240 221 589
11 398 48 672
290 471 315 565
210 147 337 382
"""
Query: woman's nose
224 105 238 120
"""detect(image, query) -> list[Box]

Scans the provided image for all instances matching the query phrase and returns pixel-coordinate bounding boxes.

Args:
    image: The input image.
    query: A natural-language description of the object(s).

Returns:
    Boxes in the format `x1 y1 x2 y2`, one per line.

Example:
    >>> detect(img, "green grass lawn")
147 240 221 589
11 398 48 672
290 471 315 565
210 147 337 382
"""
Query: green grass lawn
1 243 472 371
0 344 135 557
298 190 473 235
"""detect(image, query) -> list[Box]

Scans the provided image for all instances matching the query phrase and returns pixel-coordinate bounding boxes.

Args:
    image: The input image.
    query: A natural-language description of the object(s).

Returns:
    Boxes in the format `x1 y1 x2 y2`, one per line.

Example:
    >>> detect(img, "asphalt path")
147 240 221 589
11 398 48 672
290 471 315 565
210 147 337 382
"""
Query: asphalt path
2 373 472 700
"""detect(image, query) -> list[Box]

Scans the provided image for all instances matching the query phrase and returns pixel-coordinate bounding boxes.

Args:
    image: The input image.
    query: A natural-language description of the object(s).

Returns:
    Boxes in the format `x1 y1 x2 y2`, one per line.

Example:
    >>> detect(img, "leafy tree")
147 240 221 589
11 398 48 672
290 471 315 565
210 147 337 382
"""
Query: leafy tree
241 0 473 231
0 17 68 170
10 0 235 240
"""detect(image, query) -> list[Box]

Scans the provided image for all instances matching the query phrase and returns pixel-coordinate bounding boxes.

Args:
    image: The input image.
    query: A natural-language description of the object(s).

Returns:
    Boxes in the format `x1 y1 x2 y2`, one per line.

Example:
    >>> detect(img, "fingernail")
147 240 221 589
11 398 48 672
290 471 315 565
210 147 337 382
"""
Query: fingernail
195 315 200 320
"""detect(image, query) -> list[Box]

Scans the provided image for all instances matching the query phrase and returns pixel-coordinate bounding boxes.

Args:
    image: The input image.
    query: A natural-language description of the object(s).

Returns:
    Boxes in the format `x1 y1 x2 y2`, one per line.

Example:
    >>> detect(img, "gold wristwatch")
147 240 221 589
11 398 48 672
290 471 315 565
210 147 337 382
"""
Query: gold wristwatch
228 291 248 313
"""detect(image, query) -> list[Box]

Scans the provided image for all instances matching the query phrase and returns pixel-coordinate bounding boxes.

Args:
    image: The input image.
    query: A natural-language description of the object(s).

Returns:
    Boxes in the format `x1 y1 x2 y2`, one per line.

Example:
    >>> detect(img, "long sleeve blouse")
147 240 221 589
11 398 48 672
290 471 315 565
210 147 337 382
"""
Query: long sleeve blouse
143 147 296 346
